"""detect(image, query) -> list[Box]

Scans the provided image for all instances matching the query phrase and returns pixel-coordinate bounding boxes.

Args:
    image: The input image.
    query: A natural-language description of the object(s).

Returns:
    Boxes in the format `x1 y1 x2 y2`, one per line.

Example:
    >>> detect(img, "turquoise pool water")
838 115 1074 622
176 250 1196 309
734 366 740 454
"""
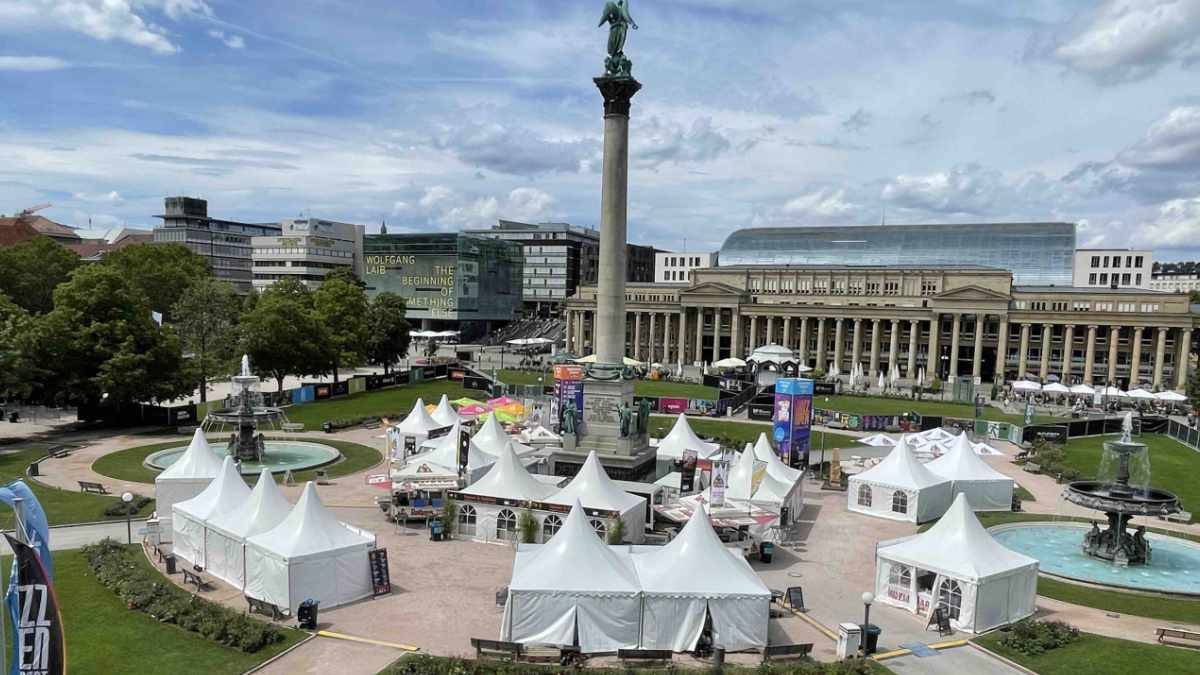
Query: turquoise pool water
146 441 341 475
992 523 1200 596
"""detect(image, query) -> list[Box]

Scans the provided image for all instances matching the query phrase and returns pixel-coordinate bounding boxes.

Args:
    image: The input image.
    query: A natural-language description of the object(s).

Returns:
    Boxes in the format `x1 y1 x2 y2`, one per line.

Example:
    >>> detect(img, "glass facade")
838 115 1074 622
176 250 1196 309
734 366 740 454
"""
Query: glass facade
719 223 1076 285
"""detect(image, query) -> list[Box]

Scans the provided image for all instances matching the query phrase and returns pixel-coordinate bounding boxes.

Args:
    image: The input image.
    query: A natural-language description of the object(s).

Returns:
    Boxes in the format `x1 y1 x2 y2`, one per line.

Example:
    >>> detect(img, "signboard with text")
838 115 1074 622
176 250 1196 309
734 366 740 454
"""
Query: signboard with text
773 378 814 468
363 253 460 319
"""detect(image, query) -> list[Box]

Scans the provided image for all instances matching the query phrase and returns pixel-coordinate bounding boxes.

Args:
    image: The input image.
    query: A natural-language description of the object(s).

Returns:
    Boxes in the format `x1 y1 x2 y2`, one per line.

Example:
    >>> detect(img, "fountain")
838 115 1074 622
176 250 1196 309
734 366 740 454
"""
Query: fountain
1061 413 1182 566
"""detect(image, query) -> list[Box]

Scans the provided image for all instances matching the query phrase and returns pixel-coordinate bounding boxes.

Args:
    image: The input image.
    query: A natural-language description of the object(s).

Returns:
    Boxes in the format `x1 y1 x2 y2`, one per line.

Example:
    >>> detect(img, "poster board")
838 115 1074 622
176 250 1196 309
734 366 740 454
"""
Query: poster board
368 548 392 597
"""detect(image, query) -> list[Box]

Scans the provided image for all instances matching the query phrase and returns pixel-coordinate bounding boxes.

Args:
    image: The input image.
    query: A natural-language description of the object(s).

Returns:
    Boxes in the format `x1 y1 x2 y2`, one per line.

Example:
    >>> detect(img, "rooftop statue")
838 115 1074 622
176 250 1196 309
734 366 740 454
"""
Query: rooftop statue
598 0 638 77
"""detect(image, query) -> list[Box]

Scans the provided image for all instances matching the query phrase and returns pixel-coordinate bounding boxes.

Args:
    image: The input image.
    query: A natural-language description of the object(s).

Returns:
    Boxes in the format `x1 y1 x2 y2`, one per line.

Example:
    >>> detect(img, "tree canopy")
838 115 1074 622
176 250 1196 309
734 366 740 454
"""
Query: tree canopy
0 292 35 399
240 278 331 392
104 243 210 319
311 269 370 382
367 292 411 373
172 278 242 402
0 236 80 314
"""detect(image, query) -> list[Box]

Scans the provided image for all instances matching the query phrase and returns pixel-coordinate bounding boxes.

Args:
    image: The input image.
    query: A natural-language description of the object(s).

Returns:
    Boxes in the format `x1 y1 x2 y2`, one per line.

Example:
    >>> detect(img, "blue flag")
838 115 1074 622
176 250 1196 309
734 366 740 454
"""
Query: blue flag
0 482 53 580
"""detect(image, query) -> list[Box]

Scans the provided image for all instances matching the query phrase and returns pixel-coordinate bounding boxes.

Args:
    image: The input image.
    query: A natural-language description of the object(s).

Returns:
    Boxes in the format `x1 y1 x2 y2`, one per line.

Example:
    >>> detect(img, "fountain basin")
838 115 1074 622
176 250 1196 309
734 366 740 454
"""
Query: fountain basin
1063 481 1181 516
992 523 1200 596
146 440 341 475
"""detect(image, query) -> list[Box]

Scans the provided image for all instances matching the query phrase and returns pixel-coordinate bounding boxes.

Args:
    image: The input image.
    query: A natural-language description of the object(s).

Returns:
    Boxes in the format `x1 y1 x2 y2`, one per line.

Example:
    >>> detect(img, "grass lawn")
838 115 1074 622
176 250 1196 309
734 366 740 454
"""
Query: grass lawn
0 448 150 528
92 438 382 485
975 631 1196 675
1035 576 1200 624
1061 434 1198 522
497 370 719 400
816 394 1062 425
647 416 863 450
1 547 305 674
284 380 481 430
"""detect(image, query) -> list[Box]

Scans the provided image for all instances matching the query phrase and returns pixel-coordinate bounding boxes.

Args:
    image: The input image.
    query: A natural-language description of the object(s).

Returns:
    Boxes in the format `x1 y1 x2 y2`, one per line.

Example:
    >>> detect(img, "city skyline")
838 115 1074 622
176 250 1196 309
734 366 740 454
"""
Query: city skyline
2 1 1200 260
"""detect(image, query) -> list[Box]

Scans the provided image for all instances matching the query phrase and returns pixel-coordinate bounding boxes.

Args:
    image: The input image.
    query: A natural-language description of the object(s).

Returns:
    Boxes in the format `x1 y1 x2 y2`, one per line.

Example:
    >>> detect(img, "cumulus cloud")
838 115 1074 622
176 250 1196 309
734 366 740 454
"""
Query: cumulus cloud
208 29 244 49
391 185 555 229
432 123 593 176
634 117 733 167
881 164 1005 215
781 189 860 220
0 55 71 71
3 0 215 54
72 190 123 203
841 108 873 134
1140 196 1200 247
1117 105 1200 170
1064 106 1200 203
1047 0 1200 84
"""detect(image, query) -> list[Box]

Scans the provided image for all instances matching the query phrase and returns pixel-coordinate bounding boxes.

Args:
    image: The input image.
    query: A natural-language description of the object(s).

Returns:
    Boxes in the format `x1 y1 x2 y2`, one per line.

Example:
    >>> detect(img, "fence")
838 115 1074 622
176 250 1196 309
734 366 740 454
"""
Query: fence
1166 419 1200 452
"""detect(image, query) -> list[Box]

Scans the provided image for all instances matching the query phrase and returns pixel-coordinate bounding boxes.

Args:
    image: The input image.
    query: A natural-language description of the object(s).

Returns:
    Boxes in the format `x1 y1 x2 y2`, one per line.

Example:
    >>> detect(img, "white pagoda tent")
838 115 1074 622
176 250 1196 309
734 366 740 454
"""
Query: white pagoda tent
633 508 771 652
389 397 443 459
654 414 721 462
752 433 803 484
245 482 375 613
394 422 496 488
501 501 642 652
205 469 293 590
155 428 225 540
430 394 463 426
172 456 252 567
545 451 646 544
926 434 1015 511
875 494 1038 633
848 436 953 523
455 441 559 543
723 443 802 518
472 414 538 458
859 433 898 447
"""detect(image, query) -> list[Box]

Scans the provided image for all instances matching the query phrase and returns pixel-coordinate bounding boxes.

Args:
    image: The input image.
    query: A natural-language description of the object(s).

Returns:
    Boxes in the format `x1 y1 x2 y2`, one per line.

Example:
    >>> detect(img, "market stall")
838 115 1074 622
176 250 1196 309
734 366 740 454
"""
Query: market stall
172 456 251 567
544 451 646 544
926 434 1014 511
205 468 292 590
847 436 953 523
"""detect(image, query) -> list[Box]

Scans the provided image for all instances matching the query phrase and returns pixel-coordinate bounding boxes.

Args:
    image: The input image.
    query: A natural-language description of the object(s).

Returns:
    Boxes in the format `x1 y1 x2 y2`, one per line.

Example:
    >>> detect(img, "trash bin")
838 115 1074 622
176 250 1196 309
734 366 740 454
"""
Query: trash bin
863 624 881 655
759 541 774 564
321 421 333 433
836 622 862 659
298 599 319 630
165 554 177 574
8 412 18 423
28 461 38 477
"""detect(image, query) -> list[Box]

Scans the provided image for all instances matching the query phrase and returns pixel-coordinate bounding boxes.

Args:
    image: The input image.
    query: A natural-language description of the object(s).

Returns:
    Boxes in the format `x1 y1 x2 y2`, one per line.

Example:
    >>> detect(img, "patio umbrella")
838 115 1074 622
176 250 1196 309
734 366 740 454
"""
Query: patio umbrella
1069 384 1095 396
574 354 641 366
1097 385 1123 397
1126 388 1155 400
451 397 483 407
1155 390 1187 402
1043 382 1070 395
458 403 490 417
488 396 518 407
1011 380 1041 392
714 357 747 369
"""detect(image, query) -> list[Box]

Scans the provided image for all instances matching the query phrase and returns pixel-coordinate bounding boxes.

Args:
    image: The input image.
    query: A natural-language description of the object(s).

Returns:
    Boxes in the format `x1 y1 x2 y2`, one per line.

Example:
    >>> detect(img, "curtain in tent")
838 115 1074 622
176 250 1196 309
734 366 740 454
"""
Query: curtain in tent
953 480 1014 512
507 593 577 646
575 595 641 652
172 514 206 567
710 597 770 652
640 596 708 651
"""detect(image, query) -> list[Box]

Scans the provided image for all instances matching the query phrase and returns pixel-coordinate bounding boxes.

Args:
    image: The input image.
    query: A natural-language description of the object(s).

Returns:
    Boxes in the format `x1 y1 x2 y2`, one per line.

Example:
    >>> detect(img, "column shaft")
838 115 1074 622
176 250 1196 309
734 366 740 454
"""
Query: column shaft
783 317 792 351
749 315 758 352
889 319 900 376
907 320 919 378
1107 326 1119 384
1177 328 1192 390
972 314 984 380
766 316 775 346
1039 323 1052 380
995 318 1009 383
1130 326 1144 386
1153 327 1168 389
833 318 845 374
851 319 863 373
1083 325 1097 384
677 309 687 364
927 314 940 379
731 309 741 359
798 317 809 365
1018 323 1030 378
633 312 642 360
815 318 827 372
949 314 961 378
694 307 704 363
869 319 881 376
1061 324 1074 381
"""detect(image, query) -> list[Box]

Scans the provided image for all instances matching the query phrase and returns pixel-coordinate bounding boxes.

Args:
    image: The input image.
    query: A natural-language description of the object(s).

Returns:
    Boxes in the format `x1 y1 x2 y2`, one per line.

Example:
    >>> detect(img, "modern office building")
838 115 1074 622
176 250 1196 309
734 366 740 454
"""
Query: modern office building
655 251 717 283
565 263 1196 390
251 218 365 291
1073 249 1152 290
362 232 524 337
627 242 658 284
1150 261 1200 293
152 197 281 293
719 222 1076 286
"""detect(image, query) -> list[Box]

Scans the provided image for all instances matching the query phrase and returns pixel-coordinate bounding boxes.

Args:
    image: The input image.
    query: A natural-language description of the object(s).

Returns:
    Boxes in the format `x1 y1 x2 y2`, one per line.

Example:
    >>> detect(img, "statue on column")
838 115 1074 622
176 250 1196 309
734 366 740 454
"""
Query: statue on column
638 398 650 434
562 399 577 434
598 0 637 76
618 401 633 437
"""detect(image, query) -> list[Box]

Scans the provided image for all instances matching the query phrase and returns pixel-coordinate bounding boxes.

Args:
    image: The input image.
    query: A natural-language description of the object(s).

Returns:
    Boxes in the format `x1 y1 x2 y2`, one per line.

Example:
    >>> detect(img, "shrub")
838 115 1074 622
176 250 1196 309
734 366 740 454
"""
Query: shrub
518 510 539 544
930 376 943 393
104 494 152 517
81 539 288 653
384 654 880 674
999 619 1079 657
606 517 626 545
441 498 457 538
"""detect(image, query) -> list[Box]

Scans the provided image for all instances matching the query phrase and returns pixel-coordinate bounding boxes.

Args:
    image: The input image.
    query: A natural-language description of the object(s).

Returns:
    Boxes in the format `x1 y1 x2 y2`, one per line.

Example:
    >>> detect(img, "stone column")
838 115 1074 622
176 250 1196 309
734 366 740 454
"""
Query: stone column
1177 328 1192 389
1083 325 1097 384
972 314 985 380
1130 326 1144 386
799 317 810 365
661 313 672 363
907 319 919 378
949 314 961 378
927 314 940 378
1018 323 1031 378
815 318 827 372
748 315 758 353
851 319 863 374
694 307 704 363
869 319 881 377
1107 326 1119 384
766 316 775 346
731 309 742 359
647 312 657 363
593 76 640 365
565 309 574 353
1061 324 1074 381
995 318 1009 383
1039 323 1052 380
833 318 845 374
677 309 687 364
632 312 642 360
888 319 900 376
783 316 792 351
1153 327 1168 389
575 311 585 354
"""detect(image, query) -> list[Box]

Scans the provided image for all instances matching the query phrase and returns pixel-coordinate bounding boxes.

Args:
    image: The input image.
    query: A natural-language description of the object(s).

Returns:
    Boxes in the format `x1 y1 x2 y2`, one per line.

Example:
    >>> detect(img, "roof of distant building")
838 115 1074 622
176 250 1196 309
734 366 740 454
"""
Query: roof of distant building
21 215 79 241
714 263 1007 272
0 216 43 247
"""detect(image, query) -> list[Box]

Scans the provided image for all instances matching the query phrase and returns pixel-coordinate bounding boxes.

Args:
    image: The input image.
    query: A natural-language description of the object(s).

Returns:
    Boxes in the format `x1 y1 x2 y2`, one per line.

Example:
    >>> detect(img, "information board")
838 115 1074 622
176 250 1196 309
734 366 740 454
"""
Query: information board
368 548 391 597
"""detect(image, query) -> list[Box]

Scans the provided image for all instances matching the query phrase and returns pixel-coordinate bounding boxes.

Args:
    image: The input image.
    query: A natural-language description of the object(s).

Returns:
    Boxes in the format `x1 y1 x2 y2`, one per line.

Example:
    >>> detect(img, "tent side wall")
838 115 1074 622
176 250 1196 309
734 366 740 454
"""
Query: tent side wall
205 528 246 589
155 478 212 541
506 590 642 652
170 508 208 566
244 546 291 611
914 482 955 524
951 479 1015 512
639 595 707 651
709 596 771 652
972 566 1038 633
847 478 918 523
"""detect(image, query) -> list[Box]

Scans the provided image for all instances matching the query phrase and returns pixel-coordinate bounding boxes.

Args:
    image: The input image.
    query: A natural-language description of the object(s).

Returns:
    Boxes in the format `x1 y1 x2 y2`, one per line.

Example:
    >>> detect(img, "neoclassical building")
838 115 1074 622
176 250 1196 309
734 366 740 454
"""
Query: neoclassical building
564 264 1197 391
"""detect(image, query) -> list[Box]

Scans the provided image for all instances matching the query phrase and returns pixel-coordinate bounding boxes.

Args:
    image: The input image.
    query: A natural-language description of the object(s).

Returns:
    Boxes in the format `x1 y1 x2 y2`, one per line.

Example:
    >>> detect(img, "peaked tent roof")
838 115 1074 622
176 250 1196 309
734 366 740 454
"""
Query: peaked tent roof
247 482 373 560
158 429 225 480
208 469 293 539
655 414 721 460
545 451 644 513
510 501 640 593
394 397 442 434
396 422 495 476
174 456 252 521
752 433 803 483
859 433 898 447
876 493 1037 581
460 441 557 502
926 434 1014 483
633 507 770 597
472 415 537 456
431 394 463 426
853 435 948 490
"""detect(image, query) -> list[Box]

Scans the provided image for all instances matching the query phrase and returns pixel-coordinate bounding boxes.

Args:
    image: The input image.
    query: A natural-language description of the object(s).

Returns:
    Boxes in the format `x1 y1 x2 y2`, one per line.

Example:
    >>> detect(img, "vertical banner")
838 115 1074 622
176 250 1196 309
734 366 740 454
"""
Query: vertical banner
710 459 729 507
4 534 65 675
1024 399 1035 425
773 378 814 468
680 449 698 493
457 429 471 473
553 365 584 432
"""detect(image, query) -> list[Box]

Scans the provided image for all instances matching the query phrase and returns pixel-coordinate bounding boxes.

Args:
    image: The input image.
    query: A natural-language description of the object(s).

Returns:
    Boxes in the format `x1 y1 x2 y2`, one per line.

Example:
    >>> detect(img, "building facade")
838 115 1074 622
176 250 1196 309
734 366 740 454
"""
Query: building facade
655 251 717 283
1150 261 1200 293
1073 249 1152 290
251 218 364 291
362 233 523 337
719 223 1076 286
564 264 1197 390
464 220 600 311
152 197 281 293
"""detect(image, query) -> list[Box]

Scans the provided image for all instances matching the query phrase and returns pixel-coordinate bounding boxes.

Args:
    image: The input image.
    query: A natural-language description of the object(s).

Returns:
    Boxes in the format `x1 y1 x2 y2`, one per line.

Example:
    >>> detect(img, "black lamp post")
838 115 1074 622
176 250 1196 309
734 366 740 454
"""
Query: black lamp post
861 591 874 654
121 491 134 544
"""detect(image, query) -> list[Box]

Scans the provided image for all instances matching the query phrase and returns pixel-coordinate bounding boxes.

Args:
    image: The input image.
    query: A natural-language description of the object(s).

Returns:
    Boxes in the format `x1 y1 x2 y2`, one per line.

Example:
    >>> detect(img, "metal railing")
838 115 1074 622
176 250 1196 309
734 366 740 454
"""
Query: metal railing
1166 419 1200 452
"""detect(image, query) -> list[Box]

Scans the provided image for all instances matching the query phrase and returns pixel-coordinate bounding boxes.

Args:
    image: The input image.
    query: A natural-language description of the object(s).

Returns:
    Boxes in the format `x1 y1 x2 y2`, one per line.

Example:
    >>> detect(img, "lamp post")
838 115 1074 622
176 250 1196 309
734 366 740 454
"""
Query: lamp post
121 491 134 544
861 591 874 655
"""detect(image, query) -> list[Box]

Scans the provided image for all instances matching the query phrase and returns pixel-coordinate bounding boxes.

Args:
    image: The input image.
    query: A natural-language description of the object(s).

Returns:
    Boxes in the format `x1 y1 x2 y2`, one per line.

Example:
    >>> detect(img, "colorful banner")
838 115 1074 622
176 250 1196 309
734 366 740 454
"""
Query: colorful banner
4 534 65 675
680 449 698 493
710 459 729 507
554 374 584 432
659 398 689 414
773 378 814 468
0 483 52 580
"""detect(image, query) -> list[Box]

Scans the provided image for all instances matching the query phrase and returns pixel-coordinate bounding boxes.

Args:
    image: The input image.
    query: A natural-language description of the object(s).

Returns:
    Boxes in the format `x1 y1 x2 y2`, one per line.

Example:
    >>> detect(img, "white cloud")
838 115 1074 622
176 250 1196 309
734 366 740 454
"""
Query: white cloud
635 117 734 167
207 29 244 49
0 55 70 71
781 189 859 220
1117 105 1200 170
435 187 556 228
882 164 1004 215
72 190 123 202
1 1 218 54
1141 196 1200 247
1052 0 1200 83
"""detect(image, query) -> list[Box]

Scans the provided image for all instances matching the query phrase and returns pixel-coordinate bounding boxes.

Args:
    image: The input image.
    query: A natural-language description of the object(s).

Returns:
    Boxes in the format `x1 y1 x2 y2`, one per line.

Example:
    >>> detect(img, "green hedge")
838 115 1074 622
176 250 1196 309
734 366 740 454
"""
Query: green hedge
999 619 1080 657
82 539 287 653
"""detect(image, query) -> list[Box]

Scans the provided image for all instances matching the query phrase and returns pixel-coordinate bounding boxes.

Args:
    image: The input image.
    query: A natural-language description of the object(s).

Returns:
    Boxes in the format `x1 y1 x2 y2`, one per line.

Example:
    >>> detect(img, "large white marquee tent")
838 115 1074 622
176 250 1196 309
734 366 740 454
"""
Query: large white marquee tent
431 394 463 427
654 414 721 463
544 451 646 544
155 429 225 540
205 469 292 589
847 436 953 523
875 494 1038 633
455 441 560 543
394 421 496 487
172 456 251 568
926 434 1015 511
388 397 444 459
472 414 538 458
723 443 802 517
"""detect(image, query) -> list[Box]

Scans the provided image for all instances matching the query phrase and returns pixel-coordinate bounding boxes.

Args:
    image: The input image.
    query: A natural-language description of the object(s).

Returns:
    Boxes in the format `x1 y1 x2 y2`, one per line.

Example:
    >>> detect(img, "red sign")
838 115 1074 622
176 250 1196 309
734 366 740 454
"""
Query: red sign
553 365 585 381
660 398 688 414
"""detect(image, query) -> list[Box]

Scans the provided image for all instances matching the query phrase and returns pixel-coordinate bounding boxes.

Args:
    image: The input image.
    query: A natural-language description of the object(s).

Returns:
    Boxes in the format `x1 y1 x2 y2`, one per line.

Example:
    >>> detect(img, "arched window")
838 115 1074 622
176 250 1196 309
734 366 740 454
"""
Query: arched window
857 484 872 507
938 579 962 620
458 504 477 536
892 491 909 514
888 565 911 588
589 518 608 541
542 514 563 540
496 509 517 541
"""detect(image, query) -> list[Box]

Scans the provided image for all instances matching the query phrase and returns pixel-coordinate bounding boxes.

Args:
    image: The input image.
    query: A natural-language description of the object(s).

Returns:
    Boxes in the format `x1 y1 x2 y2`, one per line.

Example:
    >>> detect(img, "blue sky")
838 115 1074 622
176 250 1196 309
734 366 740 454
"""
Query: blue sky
2 0 1200 260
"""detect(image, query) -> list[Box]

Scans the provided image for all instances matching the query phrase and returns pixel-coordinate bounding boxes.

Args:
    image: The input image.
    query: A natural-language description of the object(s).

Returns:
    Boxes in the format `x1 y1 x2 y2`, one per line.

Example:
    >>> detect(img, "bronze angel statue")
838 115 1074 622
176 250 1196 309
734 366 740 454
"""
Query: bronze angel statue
598 0 638 76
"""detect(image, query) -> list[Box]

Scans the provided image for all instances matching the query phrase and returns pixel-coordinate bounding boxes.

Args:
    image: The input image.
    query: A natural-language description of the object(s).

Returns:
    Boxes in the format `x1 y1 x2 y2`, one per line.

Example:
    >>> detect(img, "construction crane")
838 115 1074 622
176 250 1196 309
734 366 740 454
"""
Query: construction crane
18 203 51 217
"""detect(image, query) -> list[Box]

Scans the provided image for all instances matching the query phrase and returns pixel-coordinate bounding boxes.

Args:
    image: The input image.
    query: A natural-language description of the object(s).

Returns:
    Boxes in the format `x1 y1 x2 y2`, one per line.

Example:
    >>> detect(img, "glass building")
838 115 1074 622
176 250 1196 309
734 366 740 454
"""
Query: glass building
719 222 1076 285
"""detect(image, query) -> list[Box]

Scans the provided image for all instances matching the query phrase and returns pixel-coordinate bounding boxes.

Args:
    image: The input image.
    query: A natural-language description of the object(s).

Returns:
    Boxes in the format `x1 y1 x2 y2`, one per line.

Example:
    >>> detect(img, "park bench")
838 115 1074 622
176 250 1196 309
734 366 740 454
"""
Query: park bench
77 480 109 494
362 419 381 430
47 445 74 459
1155 627 1200 646
176 426 198 435
280 422 305 432
246 596 288 620
181 568 211 592
762 643 814 662
470 638 522 661
617 649 672 667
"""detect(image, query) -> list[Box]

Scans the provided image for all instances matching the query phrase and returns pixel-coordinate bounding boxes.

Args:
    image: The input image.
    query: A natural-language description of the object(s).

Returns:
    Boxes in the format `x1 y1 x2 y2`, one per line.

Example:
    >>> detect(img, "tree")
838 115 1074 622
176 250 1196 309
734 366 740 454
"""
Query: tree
0 293 35 400
367 292 411 373
104 243 209 319
1190 290 1200 305
240 278 331 392
29 265 190 409
1187 367 1200 417
0 236 79 314
172 278 241 403
311 270 370 382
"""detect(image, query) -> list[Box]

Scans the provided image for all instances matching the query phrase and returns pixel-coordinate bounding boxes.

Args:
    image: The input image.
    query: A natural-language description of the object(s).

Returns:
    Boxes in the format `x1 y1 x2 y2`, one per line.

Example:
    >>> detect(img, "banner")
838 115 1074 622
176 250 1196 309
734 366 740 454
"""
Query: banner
554 368 584 433
4 534 65 675
773 378 814 468
710 459 729 507
457 429 471 470
0 483 52 580
680 449 698 493
659 398 688 414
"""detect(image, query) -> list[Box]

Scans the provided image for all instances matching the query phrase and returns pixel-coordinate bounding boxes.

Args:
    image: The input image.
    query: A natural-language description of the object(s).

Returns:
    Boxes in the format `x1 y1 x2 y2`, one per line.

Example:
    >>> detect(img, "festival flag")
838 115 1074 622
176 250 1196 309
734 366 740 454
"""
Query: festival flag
4 535 66 675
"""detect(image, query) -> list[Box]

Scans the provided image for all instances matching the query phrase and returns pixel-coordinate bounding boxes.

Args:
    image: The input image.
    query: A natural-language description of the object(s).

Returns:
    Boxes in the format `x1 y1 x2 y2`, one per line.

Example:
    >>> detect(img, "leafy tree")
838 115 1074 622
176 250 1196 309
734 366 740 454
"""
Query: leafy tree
312 270 370 382
0 293 35 400
240 278 331 392
172 278 242 403
0 236 79 314
1187 366 1200 417
367 292 411 373
104 243 209 319
1190 290 1200 305
29 265 190 408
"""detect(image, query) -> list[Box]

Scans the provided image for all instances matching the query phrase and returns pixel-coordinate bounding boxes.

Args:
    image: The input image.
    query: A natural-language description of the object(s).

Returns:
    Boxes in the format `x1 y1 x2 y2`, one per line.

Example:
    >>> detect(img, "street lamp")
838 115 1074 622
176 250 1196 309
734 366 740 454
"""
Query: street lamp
861 591 875 655
121 491 134 544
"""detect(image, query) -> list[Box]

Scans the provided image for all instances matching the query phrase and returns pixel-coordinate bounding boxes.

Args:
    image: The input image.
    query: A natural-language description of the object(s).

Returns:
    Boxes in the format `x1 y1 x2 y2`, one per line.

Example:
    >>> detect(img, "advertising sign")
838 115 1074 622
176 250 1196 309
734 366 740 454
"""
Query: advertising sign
659 398 689 414
710 459 729 507
363 253 460 320
457 429 471 470
4 534 65 675
773 378 814 468
680 449 698 493
368 548 392 597
1024 399 1035 425
554 366 584 432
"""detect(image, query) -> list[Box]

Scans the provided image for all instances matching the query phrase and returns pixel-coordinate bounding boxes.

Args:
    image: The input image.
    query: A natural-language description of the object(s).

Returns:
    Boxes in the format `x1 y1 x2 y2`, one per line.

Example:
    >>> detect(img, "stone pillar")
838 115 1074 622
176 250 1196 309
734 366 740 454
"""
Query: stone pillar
1107 326 1119 384
1018 323 1031 378
851 319 863 374
888 319 900 377
633 312 642 360
971 314 985 380
833 318 845 374
927 314 940 378
1083 325 1097 384
799 317 810 365
661 313 671 363
995 318 1008 383
1039 323 1052 380
593 76 640 365
677 309 687 364
731 309 741 359
949 314 961 378
766 316 775 346
576 311 585 354
565 310 574 353
694 307 704 363
815 318 827 372
1153 327 1168 389
647 312 657 363
907 319 919 378
783 316 792 350
869 319 881 377
748 315 758 353
1130 326 1144 386
1061 324 1074 382
1177 328 1192 390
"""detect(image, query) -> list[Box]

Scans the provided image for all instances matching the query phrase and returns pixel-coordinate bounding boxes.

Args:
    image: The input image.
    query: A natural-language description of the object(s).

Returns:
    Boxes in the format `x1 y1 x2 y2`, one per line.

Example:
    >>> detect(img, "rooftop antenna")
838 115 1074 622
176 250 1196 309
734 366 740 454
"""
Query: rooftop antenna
880 204 886 226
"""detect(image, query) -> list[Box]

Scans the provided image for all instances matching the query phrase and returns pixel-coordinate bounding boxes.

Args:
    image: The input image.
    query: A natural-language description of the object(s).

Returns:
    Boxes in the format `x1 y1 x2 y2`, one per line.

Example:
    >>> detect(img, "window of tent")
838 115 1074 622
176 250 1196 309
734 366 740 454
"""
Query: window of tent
589 518 608 541
938 579 963 620
857 484 872 507
542 514 563 540
458 504 477 536
891 491 908 514
496 509 517 541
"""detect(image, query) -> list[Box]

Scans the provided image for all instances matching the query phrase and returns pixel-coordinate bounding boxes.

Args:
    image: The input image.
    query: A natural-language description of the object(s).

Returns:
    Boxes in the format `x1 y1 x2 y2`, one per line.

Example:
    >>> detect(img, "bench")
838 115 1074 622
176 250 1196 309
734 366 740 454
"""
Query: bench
78 480 109 494
280 423 305 432
362 419 381 430
1156 627 1200 646
176 426 199 435
470 638 522 660
617 649 672 667
181 568 210 592
246 596 288 620
762 643 814 662
47 445 74 459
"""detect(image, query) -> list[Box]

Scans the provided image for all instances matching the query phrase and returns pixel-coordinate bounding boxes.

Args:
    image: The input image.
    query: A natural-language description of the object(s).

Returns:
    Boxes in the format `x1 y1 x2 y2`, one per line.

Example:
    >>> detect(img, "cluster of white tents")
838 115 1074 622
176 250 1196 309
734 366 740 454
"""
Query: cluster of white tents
858 428 1003 459
502 502 771 653
1010 380 1188 402
155 429 226 535
390 406 545 491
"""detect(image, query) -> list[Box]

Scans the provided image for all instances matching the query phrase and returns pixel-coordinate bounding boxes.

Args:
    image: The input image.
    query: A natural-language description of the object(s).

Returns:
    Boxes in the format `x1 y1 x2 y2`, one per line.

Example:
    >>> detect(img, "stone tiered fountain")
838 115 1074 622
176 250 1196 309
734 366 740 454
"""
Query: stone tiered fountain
205 355 288 463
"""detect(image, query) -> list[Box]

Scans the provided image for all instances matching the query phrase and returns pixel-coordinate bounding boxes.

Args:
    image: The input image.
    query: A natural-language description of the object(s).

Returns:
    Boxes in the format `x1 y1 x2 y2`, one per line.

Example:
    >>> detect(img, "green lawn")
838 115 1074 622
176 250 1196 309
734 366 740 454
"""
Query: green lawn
1061 434 1198 522
1035 576 1200 624
816 394 1062 425
92 438 382 485
284 380 481 430
0 448 150 528
1 548 305 674
497 370 719 400
647 416 862 450
975 632 1197 675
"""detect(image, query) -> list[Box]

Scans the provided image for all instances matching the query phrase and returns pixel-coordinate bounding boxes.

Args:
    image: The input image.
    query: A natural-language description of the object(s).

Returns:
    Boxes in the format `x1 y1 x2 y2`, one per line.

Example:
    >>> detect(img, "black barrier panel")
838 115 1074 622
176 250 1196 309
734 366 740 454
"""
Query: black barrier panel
431 364 448 379
1024 424 1069 445
813 382 837 396
748 403 774 421
463 375 491 391
365 375 382 390
945 418 974 435
920 415 943 431
167 404 198 426
314 384 332 400
331 381 350 397
633 396 660 413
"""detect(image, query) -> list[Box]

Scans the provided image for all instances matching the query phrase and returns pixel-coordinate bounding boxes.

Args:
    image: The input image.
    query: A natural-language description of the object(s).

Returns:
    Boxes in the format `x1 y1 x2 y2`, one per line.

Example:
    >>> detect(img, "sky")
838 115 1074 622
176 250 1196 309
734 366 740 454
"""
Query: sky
2 0 1200 260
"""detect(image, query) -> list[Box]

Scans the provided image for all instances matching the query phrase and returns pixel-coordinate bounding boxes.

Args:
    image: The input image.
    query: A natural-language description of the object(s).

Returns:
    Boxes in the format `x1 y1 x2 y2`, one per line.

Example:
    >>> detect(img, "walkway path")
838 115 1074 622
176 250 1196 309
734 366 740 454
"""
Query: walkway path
0 519 148 555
